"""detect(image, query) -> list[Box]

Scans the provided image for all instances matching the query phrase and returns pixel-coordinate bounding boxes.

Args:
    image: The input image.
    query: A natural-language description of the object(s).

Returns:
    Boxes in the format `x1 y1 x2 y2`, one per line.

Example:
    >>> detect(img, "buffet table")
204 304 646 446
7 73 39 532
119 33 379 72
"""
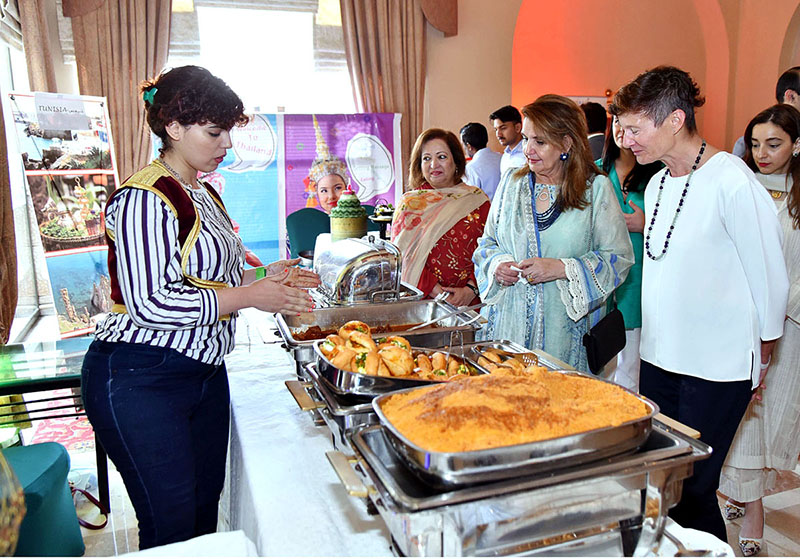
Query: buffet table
218 310 393 556
218 310 732 557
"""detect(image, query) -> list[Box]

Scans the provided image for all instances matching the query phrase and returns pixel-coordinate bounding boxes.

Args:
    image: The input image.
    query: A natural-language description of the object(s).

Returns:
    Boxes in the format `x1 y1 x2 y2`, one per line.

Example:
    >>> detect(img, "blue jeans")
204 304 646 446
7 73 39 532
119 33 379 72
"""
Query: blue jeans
81 340 230 549
640 360 751 542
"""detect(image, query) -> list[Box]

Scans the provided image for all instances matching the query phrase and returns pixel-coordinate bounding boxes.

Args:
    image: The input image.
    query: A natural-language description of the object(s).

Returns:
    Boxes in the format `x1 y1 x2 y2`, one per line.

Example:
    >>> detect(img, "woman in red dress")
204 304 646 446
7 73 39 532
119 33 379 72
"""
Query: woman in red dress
391 129 490 306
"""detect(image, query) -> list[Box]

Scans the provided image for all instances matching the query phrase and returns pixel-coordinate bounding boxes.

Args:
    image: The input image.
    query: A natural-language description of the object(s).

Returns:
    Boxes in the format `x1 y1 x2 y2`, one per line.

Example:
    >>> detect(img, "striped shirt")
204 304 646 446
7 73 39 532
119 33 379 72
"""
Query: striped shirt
95 174 245 365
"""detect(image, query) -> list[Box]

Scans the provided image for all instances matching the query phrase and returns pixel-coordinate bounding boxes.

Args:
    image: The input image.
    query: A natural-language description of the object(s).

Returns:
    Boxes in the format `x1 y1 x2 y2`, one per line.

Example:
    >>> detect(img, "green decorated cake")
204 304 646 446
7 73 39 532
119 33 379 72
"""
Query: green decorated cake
330 189 367 242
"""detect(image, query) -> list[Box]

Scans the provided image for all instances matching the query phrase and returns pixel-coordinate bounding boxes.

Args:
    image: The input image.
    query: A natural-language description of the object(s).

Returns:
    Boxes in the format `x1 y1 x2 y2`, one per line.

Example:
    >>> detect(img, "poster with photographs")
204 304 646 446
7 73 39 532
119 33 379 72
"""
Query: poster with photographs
7 92 119 338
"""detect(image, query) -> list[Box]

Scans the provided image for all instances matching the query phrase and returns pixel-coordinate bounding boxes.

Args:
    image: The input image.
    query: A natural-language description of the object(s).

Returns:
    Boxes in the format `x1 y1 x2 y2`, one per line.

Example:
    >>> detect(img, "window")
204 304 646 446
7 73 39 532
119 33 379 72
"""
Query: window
167 0 354 113
3 21 59 343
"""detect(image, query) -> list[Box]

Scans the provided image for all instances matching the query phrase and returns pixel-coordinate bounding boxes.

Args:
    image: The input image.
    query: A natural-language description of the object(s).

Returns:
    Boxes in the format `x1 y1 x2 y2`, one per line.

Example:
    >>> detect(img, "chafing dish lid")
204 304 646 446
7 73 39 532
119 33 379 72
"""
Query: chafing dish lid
313 234 402 303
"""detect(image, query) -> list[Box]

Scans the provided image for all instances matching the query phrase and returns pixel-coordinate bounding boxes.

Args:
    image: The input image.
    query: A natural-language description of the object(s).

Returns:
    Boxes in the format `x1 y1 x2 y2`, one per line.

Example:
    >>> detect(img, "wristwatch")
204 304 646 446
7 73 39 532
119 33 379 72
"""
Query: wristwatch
466 283 480 297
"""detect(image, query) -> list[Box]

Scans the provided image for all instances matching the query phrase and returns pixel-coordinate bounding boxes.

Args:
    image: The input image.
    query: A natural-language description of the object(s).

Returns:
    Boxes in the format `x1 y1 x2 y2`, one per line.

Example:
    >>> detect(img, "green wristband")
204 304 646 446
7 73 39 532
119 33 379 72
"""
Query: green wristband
255 267 266 280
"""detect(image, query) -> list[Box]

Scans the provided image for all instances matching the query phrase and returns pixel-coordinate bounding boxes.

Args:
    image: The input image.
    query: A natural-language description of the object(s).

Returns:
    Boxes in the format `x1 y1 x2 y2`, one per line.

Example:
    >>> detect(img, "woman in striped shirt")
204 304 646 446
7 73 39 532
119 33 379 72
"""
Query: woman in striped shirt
81 65 319 549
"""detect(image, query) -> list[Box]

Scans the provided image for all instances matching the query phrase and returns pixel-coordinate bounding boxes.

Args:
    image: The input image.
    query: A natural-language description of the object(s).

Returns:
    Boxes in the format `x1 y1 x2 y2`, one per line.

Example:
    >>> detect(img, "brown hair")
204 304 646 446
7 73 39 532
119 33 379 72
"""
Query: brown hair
609 65 705 133
140 65 249 155
516 94 602 211
743 103 800 229
407 128 467 190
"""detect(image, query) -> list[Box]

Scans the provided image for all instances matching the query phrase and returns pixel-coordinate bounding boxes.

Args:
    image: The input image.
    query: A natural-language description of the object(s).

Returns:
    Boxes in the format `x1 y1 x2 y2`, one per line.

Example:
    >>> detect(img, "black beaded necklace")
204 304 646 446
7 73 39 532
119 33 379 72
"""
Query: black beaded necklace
645 140 706 261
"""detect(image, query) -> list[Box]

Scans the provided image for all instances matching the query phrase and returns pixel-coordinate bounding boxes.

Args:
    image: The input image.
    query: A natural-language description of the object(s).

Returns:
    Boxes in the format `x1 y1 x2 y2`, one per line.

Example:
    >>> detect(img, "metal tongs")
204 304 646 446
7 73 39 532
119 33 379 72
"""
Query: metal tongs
407 301 486 331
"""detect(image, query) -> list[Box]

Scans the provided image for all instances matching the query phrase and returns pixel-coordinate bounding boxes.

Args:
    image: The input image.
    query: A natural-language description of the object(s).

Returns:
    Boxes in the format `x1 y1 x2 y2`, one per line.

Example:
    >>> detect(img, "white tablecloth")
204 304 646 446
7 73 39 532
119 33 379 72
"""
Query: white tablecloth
122 530 257 557
219 310 732 557
218 310 392 556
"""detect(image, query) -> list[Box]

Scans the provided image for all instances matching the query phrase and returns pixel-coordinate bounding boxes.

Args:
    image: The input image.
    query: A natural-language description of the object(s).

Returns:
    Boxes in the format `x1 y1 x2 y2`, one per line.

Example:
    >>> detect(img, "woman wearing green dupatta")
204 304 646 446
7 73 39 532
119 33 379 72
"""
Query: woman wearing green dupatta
473 95 633 372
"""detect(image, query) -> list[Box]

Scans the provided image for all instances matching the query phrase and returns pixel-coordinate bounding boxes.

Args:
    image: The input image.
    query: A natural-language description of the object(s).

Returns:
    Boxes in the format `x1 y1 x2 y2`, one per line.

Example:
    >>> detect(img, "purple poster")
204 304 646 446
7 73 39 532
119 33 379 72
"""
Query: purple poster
283 113 401 217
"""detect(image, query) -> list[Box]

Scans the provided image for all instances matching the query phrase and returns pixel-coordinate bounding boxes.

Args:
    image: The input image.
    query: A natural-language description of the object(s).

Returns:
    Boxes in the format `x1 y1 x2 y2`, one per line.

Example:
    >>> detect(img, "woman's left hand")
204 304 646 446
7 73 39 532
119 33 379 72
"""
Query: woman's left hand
625 201 645 233
519 257 567 284
440 285 475 307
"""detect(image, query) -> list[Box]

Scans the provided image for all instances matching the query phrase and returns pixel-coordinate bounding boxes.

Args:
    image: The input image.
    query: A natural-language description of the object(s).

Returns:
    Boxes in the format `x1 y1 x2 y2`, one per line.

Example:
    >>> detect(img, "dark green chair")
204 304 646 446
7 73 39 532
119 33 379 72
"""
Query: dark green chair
286 208 330 258
3 442 85 557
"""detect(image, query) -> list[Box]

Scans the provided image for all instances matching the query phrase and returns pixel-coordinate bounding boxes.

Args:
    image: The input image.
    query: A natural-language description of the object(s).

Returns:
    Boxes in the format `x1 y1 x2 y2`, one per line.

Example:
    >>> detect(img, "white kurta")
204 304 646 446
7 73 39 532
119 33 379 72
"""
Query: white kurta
640 152 788 387
720 173 800 501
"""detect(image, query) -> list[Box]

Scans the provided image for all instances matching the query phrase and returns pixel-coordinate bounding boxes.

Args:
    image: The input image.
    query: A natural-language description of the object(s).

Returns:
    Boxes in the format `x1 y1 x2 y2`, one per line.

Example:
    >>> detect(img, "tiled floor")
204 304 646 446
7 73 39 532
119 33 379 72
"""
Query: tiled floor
721 464 800 557
69 451 139 556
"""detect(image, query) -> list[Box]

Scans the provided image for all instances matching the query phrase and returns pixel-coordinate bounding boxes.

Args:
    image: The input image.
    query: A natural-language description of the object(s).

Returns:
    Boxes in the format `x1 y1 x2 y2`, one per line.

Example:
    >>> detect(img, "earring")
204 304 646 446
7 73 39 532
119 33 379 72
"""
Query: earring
793 151 799 158
559 152 569 161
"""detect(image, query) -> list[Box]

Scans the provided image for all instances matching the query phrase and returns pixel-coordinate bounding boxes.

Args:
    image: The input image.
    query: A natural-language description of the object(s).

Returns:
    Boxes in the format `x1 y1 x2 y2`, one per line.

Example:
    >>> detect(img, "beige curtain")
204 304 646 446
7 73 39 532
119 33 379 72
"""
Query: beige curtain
65 0 171 181
18 0 58 92
0 98 17 345
340 0 426 186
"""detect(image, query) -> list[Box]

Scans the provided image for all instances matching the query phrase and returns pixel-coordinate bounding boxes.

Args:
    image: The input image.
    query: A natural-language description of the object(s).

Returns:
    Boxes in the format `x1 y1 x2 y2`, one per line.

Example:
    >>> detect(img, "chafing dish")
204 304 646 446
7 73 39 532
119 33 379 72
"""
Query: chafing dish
275 298 484 375
329 421 711 556
372 374 659 488
313 235 419 305
313 341 489 397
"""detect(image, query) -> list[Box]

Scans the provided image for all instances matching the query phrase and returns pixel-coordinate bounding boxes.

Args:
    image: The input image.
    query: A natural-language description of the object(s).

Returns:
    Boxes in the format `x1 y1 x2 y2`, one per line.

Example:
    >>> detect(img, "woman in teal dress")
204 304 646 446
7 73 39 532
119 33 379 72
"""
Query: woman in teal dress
473 95 633 372
597 115 662 390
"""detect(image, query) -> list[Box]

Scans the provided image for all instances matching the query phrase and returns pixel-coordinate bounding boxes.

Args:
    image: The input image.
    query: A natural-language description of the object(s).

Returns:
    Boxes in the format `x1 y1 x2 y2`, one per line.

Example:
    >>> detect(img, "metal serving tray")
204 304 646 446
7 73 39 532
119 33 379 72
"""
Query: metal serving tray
371 374 659 488
275 297 484 369
342 422 710 556
350 422 692 511
314 341 490 397
302 363 378 453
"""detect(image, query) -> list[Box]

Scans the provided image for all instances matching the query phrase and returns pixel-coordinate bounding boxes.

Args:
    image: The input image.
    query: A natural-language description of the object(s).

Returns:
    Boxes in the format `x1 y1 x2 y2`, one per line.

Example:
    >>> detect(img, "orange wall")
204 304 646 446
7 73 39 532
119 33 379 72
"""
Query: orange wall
425 0 800 154
511 0 710 141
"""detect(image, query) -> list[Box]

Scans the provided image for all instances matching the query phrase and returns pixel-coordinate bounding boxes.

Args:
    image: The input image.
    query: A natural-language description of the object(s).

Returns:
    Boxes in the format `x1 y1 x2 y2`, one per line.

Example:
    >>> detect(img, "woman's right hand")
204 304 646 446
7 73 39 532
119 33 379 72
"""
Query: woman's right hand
246 277 313 314
494 261 521 287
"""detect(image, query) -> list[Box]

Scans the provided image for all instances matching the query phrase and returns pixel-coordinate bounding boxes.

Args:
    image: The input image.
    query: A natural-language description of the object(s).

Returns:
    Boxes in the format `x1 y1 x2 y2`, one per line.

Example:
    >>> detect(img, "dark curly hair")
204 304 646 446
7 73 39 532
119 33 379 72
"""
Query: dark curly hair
140 65 249 155
609 65 705 133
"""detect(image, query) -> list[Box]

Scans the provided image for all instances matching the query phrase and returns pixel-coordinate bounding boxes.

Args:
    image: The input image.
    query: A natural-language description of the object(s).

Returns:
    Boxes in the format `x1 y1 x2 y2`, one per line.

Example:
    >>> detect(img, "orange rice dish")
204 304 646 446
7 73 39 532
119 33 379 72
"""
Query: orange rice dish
379 367 650 453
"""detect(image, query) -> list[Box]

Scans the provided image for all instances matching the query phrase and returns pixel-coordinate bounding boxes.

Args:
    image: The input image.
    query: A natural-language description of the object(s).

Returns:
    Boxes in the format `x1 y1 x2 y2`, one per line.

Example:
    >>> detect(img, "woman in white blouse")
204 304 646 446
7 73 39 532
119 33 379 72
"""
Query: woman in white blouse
610 66 789 542
720 104 800 556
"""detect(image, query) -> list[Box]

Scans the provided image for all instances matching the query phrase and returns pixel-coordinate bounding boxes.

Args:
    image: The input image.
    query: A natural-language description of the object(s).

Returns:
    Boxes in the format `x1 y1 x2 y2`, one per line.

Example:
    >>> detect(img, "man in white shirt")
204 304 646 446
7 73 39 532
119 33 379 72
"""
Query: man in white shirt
612 66 789 542
460 122 502 200
489 105 526 176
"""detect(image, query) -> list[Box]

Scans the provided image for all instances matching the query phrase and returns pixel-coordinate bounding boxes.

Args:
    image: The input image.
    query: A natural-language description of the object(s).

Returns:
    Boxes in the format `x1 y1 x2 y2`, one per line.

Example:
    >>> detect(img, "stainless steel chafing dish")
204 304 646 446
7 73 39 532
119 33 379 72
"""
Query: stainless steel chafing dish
313 235 420 305
328 421 712 556
313 341 490 397
372 376 659 488
275 297 484 375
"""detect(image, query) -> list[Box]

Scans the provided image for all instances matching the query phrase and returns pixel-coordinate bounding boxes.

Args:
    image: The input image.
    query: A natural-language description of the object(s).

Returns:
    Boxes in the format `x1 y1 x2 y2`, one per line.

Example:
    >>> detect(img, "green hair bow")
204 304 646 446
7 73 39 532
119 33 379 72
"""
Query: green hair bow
142 87 157 105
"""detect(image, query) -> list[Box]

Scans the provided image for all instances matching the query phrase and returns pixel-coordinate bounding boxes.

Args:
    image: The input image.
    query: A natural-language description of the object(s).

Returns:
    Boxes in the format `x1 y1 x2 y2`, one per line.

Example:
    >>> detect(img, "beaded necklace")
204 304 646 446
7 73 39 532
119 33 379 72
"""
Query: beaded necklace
528 173 562 231
645 140 706 261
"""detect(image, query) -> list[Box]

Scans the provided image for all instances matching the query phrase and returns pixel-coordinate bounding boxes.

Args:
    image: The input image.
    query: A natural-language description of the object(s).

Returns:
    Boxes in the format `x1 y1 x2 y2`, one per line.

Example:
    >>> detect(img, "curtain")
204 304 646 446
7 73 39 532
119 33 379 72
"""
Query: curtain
0 97 17 345
66 0 171 181
340 0 426 188
18 0 58 92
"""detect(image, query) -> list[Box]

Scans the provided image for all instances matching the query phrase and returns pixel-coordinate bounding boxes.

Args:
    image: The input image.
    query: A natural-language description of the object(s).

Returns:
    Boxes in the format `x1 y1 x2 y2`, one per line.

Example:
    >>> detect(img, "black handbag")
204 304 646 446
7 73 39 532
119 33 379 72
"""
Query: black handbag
581 181 626 374
582 300 626 374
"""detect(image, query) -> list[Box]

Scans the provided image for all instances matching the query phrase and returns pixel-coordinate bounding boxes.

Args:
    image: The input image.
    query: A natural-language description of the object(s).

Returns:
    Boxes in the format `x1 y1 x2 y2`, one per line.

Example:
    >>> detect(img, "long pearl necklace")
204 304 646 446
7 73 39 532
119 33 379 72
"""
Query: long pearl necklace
645 140 706 261
159 157 197 189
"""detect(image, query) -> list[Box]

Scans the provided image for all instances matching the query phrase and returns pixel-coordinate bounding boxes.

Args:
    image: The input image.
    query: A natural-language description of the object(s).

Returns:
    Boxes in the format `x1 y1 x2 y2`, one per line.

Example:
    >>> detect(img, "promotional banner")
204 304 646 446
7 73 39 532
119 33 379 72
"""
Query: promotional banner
7 92 119 338
183 112 402 264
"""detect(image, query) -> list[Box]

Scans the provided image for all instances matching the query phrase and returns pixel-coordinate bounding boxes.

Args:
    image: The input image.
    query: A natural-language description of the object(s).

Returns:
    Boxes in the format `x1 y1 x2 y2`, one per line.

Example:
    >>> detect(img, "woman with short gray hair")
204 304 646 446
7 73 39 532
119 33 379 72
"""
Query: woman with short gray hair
610 66 789 541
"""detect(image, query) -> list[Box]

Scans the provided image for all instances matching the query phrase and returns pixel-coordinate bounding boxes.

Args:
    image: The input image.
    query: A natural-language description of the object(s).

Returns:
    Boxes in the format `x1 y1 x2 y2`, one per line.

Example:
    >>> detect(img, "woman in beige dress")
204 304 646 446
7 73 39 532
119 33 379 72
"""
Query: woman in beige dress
720 103 800 557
